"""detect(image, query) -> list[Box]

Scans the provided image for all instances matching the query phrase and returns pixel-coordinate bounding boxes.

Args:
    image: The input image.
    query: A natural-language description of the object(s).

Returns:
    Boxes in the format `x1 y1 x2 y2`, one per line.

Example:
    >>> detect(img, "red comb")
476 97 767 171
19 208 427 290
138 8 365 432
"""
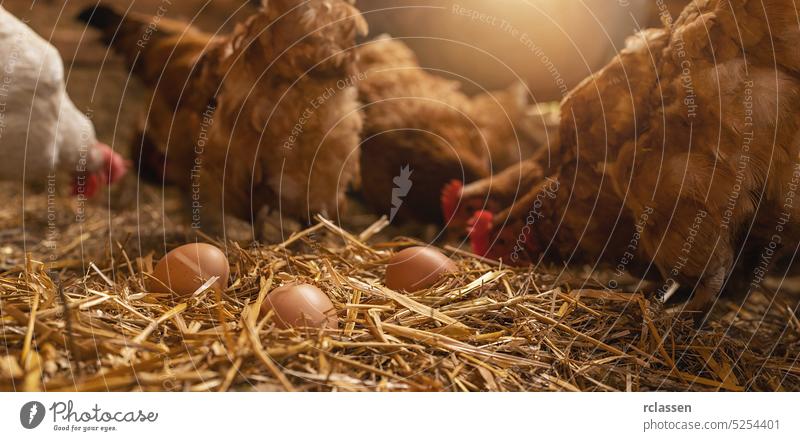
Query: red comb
467 210 494 257
441 180 464 222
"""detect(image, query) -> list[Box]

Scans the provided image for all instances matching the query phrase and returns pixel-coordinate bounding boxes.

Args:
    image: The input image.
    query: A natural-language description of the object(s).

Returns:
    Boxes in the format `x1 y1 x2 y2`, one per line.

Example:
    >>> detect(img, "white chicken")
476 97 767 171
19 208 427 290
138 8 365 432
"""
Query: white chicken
0 6 126 196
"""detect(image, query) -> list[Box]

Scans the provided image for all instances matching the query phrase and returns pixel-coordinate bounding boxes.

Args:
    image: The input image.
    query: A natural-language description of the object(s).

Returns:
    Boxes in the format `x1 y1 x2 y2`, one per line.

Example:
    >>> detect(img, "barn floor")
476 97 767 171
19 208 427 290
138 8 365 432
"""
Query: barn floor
1 0 799 392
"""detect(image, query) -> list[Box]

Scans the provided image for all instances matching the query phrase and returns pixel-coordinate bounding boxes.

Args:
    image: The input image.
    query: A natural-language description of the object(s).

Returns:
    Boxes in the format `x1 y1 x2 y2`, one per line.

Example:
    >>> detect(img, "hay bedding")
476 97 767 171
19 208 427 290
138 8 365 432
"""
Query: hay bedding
0 184 799 392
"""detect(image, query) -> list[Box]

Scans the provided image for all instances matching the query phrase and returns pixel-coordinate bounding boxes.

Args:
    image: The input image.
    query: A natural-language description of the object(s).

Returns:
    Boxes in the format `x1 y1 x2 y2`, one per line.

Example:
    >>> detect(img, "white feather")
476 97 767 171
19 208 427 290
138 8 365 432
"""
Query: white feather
0 6 101 185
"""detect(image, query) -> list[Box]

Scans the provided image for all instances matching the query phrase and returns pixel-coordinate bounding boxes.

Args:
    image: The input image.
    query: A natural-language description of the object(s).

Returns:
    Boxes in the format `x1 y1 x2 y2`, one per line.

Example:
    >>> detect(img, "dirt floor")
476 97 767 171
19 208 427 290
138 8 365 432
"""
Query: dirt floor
1 0 799 392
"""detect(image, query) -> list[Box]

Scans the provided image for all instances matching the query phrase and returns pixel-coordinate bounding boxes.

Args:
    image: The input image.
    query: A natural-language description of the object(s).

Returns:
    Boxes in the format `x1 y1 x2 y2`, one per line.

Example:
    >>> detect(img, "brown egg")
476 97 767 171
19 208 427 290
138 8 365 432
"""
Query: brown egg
146 243 230 296
262 284 338 329
385 246 457 292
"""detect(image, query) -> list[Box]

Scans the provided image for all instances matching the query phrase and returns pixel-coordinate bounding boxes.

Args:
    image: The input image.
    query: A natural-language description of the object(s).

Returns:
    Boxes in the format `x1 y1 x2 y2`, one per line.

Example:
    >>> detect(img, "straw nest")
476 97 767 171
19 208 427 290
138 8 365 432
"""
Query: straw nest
1 184 799 392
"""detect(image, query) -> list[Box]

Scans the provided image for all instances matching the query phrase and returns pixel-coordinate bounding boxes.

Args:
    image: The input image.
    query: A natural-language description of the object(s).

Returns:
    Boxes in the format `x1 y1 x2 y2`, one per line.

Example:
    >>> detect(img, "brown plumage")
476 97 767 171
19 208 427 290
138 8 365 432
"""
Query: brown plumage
356 36 540 223
440 103 559 231
80 0 367 233
465 0 800 315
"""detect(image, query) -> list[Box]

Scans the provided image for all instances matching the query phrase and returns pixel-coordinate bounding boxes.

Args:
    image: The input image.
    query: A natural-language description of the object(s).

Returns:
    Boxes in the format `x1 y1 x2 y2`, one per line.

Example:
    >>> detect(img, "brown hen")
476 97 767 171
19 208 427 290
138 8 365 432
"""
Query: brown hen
80 0 367 235
356 36 543 224
465 0 800 315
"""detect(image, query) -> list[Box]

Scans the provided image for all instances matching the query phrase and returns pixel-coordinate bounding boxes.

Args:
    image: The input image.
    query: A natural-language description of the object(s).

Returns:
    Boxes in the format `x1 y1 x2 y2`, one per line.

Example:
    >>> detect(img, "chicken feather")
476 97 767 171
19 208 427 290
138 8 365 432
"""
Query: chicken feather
80 0 367 234
356 36 543 224
462 0 800 315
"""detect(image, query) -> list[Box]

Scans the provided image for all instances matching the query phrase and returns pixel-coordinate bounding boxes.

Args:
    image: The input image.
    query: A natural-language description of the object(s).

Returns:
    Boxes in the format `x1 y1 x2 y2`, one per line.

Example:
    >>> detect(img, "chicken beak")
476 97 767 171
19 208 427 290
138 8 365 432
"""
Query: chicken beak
97 142 129 184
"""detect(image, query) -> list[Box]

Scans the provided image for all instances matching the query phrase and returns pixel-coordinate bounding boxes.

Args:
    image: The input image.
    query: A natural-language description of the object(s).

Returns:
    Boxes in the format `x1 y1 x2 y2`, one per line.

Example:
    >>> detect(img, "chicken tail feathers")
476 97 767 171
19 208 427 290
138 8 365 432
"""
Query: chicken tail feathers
76 4 147 72
77 3 215 93
77 4 121 33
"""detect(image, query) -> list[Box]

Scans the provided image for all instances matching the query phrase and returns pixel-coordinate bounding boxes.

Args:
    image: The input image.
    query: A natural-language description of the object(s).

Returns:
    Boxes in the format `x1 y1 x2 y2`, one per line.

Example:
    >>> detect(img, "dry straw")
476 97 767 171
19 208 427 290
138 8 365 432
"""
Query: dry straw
0 188 798 391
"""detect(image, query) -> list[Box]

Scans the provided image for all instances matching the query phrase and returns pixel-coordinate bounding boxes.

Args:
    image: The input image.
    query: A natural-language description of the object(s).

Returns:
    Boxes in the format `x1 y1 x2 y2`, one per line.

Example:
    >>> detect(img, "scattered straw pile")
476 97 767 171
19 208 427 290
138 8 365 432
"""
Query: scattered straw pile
1 185 799 391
